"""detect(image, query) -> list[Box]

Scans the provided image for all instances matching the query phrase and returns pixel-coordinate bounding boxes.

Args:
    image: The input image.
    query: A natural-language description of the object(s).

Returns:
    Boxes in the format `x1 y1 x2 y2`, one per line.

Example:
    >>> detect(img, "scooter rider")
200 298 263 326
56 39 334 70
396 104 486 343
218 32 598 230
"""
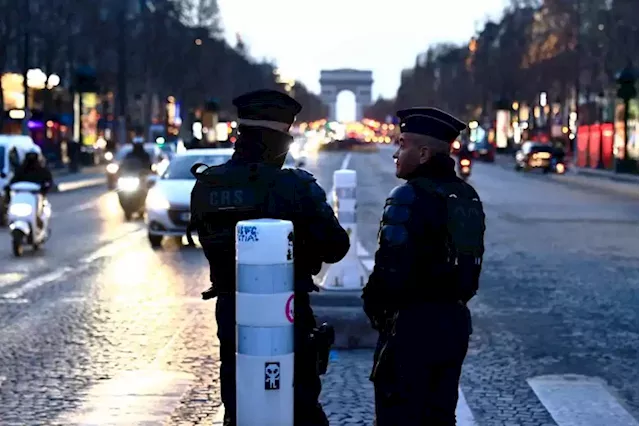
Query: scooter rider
120 138 153 175
9 149 53 228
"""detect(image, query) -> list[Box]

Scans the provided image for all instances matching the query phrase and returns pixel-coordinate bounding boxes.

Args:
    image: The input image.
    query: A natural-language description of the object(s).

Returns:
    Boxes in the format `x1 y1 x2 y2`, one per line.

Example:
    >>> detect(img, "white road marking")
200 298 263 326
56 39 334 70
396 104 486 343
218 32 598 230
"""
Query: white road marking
456 388 477 426
56 370 195 425
0 230 145 301
340 152 352 170
2 267 75 299
0 298 29 304
528 374 637 426
0 272 26 290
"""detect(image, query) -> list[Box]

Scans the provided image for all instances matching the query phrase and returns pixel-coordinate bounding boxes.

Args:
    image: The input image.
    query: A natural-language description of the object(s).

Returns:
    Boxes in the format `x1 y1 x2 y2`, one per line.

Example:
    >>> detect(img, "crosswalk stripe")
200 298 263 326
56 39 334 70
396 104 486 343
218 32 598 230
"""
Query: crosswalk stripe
528 374 637 426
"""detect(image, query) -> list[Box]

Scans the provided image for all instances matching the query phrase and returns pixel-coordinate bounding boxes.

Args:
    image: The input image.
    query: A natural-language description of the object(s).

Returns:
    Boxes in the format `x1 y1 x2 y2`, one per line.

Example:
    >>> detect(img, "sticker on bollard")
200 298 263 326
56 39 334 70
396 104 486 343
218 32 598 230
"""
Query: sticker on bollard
265 362 280 390
286 231 294 261
335 187 356 199
237 225 259 242
285 294 294 323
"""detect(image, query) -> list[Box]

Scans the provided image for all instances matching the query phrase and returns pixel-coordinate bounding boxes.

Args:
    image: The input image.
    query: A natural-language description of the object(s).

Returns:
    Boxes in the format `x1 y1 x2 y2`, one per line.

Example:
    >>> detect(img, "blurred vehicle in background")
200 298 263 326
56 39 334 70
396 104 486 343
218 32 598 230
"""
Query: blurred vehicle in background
458 158 472 181
514 141 566 174
0 135 42 226
117 169 151 221
106 143 166 190
468 123 496 162
145 148 234 248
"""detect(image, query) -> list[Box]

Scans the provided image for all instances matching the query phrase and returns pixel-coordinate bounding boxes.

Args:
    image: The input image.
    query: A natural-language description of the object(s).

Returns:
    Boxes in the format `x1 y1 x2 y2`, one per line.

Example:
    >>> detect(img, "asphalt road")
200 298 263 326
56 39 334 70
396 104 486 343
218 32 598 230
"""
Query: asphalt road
0 146 637 425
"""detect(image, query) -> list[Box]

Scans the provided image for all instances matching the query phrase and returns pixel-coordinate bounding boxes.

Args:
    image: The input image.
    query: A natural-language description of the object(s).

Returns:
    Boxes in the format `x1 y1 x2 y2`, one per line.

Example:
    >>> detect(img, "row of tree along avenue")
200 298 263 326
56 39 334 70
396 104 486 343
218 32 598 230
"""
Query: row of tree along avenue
366 0 639 173
0 0 326 152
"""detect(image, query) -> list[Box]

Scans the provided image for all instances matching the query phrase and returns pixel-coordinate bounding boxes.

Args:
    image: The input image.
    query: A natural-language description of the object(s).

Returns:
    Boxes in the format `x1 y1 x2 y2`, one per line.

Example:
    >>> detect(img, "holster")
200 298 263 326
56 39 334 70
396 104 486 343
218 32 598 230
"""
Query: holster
311 322 335 375
201 283 219 300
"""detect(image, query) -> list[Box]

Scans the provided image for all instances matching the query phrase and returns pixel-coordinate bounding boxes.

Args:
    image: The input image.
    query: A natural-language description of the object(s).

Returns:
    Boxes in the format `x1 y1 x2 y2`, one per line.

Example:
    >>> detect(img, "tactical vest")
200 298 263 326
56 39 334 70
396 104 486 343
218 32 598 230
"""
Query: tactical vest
411 178 486 303
188 162 283 292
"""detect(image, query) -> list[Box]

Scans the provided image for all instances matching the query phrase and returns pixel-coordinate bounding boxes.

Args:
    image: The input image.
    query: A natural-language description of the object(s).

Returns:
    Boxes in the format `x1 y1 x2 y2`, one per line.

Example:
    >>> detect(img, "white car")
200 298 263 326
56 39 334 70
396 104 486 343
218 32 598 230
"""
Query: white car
145 148 302 248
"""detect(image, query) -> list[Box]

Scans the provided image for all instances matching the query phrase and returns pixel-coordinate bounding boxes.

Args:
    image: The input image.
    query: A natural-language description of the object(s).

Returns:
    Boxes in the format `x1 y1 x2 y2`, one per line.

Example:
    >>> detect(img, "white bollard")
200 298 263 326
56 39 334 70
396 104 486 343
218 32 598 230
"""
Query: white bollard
320 169 369 291
236 219 294 426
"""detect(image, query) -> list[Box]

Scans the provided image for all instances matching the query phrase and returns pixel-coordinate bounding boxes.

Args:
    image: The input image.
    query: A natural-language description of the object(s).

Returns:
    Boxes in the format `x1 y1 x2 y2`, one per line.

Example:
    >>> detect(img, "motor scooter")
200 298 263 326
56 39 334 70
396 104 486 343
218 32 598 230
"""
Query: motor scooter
458 158 472 181
117 172 149 220
8 181 51 256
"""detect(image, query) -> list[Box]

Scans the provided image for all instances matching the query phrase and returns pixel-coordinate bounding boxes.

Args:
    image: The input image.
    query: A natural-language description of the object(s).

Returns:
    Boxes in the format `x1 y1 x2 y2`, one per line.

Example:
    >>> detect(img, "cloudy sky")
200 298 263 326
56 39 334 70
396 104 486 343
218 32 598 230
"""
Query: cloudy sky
217 0 507 119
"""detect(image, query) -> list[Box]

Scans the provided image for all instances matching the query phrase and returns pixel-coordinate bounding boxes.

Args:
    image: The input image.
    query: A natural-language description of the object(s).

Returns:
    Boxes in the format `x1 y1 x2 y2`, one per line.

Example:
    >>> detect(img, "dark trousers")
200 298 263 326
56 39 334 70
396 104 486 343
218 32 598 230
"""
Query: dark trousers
373 303 470 426
216 294 328 426
374 360 465 425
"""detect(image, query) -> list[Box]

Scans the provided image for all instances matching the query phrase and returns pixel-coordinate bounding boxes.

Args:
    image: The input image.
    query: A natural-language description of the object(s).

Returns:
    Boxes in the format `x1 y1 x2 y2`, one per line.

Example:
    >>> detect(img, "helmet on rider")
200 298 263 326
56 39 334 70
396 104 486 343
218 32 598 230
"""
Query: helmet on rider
24 149 40 168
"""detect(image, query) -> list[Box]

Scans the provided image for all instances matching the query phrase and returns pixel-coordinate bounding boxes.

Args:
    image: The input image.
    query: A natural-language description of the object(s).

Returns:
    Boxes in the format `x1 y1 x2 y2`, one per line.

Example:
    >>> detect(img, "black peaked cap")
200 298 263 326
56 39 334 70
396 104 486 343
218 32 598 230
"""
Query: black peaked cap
397 107 467 143
233 89 302 126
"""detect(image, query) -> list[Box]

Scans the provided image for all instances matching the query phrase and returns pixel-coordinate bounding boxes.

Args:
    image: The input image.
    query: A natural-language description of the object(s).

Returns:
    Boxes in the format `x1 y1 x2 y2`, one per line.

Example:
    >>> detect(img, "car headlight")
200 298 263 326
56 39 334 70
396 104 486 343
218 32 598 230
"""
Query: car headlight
104 152 114 161
117 177 140 191
146 189 170 210
106 163 119 174
9 203 32 217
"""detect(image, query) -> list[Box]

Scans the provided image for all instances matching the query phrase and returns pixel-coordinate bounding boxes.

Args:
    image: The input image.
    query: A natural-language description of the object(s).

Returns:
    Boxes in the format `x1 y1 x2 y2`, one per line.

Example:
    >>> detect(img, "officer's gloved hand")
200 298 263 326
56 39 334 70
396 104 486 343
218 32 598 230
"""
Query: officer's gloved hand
201 284 218 300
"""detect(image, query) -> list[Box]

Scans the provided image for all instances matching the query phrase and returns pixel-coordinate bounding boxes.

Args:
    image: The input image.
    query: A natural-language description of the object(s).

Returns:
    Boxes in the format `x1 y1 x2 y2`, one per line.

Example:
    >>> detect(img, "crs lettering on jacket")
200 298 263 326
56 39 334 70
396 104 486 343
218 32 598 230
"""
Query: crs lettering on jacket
209 189 245 208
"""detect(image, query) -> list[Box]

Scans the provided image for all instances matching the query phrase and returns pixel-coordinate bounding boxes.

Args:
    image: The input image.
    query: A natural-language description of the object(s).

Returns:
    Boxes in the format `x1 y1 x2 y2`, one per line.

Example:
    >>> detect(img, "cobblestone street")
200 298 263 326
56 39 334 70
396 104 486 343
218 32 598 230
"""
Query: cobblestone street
0 147 637 425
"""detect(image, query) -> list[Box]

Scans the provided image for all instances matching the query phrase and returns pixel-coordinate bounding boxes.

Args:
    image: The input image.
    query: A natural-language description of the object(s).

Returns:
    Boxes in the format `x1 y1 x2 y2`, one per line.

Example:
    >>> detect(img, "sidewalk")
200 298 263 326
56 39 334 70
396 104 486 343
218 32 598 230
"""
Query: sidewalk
494 154 638 197
51 165 106 193
554 167 638 197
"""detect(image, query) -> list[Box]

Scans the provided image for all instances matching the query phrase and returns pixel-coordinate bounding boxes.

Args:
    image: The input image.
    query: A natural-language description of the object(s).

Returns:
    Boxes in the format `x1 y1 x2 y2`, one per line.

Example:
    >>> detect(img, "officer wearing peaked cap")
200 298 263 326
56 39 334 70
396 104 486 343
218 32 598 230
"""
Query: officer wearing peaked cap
189 90 349 426
363 107 486 425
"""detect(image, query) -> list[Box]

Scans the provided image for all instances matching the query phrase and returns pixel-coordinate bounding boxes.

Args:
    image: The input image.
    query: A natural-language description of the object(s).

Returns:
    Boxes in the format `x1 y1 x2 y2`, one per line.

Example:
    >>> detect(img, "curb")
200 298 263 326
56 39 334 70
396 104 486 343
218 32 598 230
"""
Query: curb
52 177 106 193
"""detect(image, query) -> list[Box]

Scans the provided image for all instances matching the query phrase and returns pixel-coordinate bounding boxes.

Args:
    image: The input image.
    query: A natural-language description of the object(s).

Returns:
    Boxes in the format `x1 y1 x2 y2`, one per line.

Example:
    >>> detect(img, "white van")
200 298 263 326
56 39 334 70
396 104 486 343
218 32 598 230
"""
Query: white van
0 135 41 225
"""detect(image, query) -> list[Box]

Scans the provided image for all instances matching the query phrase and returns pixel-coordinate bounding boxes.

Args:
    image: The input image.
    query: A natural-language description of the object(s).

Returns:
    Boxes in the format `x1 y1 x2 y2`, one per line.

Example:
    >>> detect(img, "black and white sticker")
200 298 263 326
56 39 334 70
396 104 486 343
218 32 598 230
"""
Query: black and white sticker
265 362 280 390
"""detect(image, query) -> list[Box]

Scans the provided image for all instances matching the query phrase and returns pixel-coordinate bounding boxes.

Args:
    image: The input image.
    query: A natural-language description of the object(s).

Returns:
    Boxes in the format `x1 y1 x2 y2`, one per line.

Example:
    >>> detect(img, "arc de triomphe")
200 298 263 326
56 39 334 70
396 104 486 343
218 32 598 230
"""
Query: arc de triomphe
319 69 373 121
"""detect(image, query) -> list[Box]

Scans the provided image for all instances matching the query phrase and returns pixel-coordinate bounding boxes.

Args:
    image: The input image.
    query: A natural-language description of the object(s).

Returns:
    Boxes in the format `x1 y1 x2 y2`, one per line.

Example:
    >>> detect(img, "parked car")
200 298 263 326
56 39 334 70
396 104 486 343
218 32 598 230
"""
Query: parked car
514 141 566 174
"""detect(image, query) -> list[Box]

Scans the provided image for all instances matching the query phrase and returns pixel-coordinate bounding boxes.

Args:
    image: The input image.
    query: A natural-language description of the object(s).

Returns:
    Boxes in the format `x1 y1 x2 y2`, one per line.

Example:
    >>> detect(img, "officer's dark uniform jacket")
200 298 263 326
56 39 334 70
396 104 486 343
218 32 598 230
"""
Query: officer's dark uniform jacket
189 130 349 425
363 153 485 425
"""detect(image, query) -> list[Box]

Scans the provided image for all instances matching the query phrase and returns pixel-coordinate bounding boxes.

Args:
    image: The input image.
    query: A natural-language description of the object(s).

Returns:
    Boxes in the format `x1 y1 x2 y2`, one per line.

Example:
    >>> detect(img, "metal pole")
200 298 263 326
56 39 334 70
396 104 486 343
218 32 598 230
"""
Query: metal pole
21 0 31 135
117 3 128 145
573 0 581 157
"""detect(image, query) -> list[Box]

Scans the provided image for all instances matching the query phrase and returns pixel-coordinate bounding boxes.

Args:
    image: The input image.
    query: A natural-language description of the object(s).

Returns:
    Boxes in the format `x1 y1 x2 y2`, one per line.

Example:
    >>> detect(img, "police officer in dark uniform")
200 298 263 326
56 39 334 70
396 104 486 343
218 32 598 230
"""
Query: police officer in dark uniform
189 89 350 426
362 107 486 426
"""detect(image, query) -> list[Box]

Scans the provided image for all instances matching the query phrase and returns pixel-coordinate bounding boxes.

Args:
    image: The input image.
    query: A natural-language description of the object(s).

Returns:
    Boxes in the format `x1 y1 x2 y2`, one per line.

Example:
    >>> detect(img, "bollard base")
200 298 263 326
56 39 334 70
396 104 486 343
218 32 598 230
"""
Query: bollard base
318 256 369 291
310 291 378 349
